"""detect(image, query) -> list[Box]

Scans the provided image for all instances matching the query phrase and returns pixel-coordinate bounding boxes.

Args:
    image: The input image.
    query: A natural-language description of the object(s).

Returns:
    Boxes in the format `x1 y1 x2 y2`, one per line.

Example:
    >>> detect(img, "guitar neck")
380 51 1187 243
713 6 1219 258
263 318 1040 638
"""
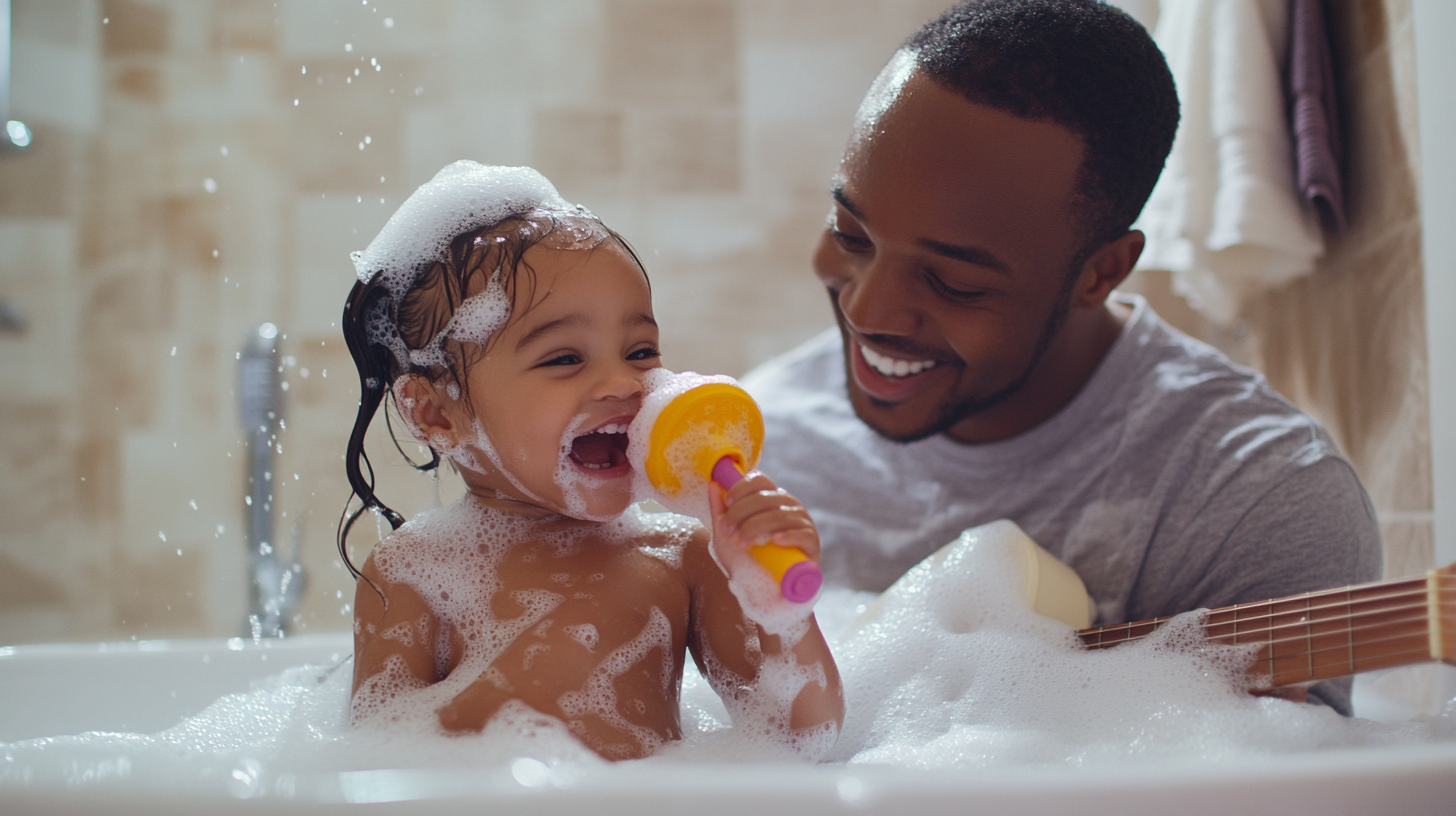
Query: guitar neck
1078 569 1456 689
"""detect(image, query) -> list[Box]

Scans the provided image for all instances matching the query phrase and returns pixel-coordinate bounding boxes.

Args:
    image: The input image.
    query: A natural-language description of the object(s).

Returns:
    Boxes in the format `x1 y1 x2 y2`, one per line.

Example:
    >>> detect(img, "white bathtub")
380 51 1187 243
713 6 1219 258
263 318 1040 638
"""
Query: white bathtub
2 634 1455 815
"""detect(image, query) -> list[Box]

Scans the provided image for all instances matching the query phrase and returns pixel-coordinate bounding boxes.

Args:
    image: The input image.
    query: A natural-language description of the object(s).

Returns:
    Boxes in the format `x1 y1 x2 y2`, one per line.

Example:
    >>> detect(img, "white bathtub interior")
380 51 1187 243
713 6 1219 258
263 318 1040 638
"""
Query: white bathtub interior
4 634 1456 814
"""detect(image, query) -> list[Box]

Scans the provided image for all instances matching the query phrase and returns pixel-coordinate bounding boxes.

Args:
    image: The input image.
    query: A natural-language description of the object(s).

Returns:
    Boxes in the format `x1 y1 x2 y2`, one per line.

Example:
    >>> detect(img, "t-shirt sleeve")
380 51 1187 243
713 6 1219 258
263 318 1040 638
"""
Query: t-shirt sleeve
1187 457 1381 608
1175 457 1382 715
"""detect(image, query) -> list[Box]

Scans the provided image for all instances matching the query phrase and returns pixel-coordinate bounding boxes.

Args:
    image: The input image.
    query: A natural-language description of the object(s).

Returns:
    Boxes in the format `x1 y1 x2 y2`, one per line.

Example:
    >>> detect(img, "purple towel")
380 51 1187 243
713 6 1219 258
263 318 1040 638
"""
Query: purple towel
1288 0 1346 236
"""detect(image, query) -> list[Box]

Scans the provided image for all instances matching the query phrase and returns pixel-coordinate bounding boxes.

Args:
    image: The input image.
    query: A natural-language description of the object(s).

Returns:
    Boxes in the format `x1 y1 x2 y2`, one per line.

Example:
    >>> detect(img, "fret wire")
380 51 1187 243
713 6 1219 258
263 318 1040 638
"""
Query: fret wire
1092 633 1441 690
1305 591 1314 678
1083 572 1452 639
1080 601 1437 649
1081 610 1434 655
1274 644 1442 686
1089 597 1438 646
1217 600 1432 644
1212 611 1430 651
1267 630 1434 683
1214 606 1435 648
1119 627 1435 687
1257 645 1439 689
1346 586 1354 674
1238 622 1427 665
1201 586 1430 630
1077 582 1436 642
1089 614 1175 637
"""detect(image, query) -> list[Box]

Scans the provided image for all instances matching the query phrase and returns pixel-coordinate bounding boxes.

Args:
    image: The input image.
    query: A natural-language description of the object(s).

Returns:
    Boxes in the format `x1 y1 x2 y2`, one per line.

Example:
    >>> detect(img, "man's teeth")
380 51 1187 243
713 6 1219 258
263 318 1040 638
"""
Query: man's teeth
860 343 937 378
589 423 628 435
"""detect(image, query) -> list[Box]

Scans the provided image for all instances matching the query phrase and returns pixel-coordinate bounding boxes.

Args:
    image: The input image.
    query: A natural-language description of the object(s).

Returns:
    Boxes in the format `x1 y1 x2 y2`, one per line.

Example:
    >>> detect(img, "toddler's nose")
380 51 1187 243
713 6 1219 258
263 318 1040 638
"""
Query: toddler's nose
592 369 645 402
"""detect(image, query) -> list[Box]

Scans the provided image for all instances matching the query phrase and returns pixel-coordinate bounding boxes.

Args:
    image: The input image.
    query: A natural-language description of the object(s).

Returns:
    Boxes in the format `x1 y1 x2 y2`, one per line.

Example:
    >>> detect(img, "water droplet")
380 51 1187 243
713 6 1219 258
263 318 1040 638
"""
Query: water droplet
203 178 218 194
344 43 353 53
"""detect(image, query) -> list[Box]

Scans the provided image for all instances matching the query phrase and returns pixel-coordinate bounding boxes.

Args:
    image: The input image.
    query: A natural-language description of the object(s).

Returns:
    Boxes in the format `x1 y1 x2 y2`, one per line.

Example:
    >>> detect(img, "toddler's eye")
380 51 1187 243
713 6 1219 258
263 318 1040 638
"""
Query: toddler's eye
628 346 661 361
541 352 583 367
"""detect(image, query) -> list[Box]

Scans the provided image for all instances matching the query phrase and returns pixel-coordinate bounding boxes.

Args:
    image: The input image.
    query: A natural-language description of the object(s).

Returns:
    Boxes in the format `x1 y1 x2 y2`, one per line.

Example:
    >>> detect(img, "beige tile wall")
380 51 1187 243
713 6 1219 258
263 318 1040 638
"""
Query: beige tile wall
0 0 1432 661
0 0 949 643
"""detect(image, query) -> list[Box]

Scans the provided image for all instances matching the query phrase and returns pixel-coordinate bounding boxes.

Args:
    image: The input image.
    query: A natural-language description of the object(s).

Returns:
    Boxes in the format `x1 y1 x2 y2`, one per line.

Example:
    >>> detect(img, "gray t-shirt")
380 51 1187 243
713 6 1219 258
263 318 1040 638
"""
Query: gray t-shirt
742 295 1381 713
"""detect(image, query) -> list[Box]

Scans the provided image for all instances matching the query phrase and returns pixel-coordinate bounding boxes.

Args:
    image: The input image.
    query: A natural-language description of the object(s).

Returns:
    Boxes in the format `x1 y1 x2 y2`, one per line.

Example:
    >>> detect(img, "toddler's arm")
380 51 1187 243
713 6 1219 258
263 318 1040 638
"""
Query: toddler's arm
687 473 845 754
350 551 448 719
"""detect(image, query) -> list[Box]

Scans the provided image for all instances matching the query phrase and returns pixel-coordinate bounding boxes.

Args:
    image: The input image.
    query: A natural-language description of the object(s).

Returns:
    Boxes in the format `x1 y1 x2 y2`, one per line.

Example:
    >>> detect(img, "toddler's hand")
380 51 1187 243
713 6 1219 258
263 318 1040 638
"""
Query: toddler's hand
708 471 820 567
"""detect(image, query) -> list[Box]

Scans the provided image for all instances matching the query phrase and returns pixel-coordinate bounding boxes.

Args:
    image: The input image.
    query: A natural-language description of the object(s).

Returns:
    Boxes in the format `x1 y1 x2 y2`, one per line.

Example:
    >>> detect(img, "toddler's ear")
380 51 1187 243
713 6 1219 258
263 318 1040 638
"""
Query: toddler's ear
393 375 458 447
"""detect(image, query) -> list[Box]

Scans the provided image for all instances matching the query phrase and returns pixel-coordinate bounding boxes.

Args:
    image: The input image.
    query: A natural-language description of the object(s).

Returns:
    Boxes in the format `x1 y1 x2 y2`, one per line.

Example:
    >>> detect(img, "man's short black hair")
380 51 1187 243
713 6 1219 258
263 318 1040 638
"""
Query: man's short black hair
905 0 1179 246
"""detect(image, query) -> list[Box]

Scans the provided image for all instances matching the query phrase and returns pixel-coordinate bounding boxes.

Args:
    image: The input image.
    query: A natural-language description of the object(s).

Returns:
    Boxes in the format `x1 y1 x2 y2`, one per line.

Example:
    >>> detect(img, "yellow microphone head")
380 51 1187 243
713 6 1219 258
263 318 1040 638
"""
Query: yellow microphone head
642 382 764 499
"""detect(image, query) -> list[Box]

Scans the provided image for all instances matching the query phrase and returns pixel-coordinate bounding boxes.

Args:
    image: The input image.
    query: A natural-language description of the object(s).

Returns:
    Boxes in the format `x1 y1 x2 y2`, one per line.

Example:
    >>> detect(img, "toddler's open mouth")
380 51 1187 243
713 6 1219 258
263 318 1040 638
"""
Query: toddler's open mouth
568 421 631 475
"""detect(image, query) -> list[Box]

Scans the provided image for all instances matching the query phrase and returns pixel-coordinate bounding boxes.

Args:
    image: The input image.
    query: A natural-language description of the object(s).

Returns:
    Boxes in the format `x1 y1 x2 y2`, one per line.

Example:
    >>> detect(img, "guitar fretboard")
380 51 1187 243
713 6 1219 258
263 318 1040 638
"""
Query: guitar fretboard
1077 571 1456 689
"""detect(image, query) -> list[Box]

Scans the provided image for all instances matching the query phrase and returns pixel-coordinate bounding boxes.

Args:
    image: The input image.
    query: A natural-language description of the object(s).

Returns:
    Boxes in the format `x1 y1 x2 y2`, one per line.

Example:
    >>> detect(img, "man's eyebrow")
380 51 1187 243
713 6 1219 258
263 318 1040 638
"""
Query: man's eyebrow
834 184 1009 274
918 239 1011 274
830 185 864 220
515 313 587 350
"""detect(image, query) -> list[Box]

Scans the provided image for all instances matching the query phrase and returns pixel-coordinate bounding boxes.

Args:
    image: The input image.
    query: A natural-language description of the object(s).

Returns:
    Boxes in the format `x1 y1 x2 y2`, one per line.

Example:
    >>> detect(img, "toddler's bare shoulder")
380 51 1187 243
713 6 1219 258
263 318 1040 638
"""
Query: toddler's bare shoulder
606 508 704 571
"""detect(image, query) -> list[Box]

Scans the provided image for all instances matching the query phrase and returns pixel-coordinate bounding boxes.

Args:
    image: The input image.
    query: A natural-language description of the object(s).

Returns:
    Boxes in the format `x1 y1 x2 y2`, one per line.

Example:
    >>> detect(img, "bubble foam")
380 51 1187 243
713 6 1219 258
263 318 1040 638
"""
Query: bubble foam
6 520 1455 794
351 162 573 301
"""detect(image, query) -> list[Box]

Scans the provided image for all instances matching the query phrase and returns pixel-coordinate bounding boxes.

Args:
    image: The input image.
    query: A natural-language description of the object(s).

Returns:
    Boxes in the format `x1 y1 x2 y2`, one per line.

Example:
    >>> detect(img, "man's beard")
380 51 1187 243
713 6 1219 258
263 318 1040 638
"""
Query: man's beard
837 273 1079 445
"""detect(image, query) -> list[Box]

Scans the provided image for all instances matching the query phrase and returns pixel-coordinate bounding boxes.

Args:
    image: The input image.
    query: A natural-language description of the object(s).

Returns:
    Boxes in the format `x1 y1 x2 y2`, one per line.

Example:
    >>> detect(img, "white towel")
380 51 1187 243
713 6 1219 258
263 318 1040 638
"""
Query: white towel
1133 0 1325 325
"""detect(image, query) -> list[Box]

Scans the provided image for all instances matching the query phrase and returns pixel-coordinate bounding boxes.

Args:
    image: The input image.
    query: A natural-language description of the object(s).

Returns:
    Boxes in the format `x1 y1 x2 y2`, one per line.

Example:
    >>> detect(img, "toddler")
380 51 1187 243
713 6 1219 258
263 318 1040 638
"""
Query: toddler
339 162 843 761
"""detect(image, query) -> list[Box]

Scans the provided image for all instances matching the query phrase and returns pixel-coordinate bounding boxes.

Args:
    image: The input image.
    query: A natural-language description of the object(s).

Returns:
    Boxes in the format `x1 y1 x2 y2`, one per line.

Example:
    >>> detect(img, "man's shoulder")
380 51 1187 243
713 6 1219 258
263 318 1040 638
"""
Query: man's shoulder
742 328 848 418
1102 300 1337 467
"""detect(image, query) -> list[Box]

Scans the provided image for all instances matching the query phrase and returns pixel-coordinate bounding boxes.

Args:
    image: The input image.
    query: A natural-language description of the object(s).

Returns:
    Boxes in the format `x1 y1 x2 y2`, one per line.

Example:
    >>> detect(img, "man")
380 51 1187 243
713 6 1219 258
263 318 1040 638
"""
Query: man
742 0 1380 712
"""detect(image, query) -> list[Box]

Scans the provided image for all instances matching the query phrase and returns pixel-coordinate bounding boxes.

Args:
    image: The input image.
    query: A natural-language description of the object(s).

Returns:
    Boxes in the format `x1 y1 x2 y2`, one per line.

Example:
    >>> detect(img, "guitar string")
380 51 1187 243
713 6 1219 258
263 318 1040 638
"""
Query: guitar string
1083 578 1446 638
1082 606 1439 651
1080 597 1442 647
1081 580 1451 641
1084 625 1439 687
1082 612 1435 665
1083 609 1432 652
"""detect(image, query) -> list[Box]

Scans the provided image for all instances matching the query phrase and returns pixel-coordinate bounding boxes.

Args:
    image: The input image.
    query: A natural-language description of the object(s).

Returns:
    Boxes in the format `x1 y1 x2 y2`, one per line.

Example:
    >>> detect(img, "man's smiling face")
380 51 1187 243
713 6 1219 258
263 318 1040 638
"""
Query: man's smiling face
813 67 1090 443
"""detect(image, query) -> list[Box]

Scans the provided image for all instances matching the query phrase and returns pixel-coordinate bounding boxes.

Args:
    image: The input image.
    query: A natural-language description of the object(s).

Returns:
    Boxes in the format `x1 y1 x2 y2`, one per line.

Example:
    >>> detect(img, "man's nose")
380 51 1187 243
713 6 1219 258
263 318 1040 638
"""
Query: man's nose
837 260 916 338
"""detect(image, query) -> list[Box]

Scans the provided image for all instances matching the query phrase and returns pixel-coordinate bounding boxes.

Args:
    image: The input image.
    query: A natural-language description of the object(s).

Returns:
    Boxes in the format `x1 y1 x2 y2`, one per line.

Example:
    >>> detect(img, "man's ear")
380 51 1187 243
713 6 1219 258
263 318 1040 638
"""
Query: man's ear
393 374 459 447
1075 229 1145 306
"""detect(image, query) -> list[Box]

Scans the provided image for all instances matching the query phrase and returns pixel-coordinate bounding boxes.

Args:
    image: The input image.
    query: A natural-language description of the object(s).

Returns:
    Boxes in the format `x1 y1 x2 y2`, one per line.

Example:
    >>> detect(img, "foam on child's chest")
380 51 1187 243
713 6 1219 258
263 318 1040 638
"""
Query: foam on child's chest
355 497 700 756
